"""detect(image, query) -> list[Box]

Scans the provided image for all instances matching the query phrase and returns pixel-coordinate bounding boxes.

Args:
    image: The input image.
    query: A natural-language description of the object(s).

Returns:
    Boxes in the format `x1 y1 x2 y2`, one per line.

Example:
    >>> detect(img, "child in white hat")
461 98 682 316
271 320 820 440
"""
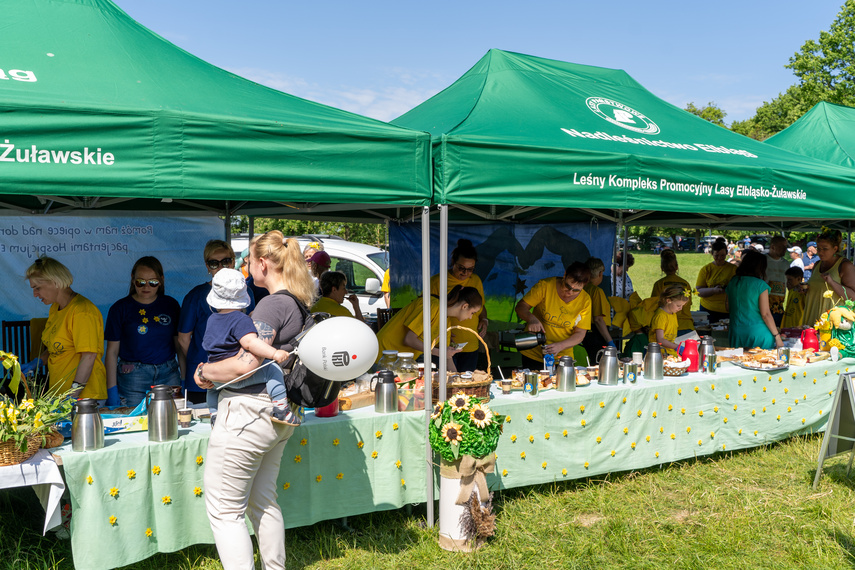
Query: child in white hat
203 268 299 426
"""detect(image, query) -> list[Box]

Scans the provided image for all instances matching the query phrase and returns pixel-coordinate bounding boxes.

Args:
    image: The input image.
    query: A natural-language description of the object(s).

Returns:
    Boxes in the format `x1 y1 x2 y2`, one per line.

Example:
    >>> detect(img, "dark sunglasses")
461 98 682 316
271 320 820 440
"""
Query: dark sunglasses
564 281 583 293
453 263 475 274
134 279 161 288
206 257 234 270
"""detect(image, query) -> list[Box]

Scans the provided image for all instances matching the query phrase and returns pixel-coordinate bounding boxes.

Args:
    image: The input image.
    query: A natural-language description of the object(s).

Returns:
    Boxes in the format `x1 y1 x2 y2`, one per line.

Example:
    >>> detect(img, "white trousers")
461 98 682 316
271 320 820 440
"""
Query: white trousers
204 390 295 570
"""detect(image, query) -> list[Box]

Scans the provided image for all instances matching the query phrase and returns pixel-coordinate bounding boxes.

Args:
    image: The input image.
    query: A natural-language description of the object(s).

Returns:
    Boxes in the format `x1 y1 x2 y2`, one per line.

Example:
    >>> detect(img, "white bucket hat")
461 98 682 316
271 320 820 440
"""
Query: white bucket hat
207 268 251 310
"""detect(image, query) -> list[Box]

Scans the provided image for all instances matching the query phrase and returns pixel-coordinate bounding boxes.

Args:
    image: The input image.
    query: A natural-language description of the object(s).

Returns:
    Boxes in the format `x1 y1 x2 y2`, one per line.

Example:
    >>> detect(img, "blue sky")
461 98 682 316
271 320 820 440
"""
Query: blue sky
120 0 846 125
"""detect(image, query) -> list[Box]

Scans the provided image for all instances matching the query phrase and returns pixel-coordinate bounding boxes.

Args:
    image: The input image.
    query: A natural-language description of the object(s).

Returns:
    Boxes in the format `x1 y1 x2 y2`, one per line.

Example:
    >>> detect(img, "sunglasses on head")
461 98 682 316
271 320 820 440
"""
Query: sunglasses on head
134 279 161 288
206 257 234 270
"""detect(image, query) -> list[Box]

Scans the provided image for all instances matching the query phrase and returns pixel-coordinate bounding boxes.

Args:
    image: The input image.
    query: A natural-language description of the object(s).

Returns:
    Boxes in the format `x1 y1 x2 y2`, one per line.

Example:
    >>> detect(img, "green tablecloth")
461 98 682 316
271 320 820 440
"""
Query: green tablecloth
55 358 853 570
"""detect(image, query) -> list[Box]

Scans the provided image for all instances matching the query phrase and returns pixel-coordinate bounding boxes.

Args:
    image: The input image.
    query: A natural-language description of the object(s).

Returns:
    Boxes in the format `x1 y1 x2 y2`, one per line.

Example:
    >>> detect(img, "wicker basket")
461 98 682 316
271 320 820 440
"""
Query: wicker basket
0 436 40 466
41 427 65 449
431 326 493 401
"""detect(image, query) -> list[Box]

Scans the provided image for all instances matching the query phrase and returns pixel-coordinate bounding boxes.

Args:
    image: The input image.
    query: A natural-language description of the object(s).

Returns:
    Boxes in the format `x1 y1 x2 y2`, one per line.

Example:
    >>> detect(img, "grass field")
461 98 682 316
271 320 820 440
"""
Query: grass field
627 251 710 312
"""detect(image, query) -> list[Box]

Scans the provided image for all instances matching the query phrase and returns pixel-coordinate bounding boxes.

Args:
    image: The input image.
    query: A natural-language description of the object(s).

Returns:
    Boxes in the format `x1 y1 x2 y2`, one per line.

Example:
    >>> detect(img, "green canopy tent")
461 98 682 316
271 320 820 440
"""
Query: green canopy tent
765 101 855 168
393 49 855 230
0 0 431 221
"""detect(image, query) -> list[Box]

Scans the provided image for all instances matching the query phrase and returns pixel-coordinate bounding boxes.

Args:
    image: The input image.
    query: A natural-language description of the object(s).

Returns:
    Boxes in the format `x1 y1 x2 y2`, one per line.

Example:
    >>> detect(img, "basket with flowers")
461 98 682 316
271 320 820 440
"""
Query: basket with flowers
429 392 505 461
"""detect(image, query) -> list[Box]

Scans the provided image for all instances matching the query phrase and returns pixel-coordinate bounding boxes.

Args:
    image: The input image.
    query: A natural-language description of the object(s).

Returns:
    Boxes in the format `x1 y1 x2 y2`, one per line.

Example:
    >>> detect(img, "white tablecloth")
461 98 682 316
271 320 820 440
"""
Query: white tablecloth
0 449 65 534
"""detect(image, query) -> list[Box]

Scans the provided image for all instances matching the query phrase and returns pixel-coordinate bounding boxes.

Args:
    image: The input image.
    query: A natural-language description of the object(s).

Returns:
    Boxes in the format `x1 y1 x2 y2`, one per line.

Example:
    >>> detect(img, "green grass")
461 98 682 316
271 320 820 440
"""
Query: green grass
629 251 710 312
5 434 855 569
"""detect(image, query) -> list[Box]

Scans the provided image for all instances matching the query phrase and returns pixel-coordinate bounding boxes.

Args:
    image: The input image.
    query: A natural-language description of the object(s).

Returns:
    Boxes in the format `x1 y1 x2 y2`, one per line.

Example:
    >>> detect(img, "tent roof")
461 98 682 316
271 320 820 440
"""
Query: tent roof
765 101 855 169
392 49 855 224
0 0 431 215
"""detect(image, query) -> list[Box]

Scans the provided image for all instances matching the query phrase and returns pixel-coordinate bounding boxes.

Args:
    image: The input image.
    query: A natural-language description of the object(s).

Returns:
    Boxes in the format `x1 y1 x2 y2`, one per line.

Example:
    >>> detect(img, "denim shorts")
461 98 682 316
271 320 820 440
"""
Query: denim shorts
117 358 181 409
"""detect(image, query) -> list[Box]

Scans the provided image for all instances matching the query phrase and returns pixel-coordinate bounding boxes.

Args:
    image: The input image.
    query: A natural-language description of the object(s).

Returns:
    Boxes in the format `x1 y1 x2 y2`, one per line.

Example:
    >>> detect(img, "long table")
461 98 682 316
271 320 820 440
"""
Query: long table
55 358 852 569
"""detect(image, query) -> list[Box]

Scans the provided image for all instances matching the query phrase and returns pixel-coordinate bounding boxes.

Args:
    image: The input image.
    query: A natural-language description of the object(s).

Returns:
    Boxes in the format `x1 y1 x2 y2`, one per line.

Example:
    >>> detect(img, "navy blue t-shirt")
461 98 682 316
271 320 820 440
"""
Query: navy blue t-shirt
202 311 259 362
105 294 181 364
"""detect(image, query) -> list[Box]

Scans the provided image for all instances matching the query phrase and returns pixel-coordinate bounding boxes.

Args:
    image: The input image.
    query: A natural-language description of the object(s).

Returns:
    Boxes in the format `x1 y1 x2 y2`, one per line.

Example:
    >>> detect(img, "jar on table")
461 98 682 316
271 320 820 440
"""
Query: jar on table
395 352 419 384
378 350 398 372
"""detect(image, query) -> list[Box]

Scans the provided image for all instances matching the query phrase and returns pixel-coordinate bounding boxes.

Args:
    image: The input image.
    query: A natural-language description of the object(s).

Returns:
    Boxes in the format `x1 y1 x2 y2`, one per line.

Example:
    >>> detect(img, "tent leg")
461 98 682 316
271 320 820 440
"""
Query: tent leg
438 204 448 401
421 206 434 528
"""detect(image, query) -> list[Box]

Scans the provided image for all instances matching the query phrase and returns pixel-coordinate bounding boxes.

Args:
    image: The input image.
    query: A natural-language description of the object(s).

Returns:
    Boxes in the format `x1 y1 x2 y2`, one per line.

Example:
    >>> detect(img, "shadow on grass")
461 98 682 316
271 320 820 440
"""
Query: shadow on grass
827 528 855 569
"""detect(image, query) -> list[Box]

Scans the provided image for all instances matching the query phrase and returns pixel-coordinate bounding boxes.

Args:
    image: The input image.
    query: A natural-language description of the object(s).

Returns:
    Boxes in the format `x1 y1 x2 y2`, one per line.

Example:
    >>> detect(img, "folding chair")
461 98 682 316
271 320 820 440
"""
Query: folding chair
2 320 31 362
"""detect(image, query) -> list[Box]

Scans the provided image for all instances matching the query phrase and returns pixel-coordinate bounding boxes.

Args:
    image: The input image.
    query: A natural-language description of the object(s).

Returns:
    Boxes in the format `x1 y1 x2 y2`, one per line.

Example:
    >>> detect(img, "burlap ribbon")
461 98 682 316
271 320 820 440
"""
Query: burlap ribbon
440 454 496 505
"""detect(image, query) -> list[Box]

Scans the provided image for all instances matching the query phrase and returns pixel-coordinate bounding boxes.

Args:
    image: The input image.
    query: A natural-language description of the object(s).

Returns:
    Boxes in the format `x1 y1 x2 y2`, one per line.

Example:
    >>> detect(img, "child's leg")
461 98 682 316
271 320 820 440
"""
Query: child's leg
206 388 219 412
264 363 300 426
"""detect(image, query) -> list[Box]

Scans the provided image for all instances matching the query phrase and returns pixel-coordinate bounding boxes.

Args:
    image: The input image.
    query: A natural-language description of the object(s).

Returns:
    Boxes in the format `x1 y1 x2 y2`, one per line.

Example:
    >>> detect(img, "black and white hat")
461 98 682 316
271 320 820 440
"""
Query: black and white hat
207 268 251 310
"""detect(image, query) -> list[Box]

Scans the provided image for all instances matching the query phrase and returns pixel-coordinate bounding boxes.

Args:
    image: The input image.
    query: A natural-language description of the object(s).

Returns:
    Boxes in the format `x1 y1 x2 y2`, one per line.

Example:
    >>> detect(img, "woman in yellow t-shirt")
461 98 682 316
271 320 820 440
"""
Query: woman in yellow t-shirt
376 285 482 372
23 257 107 400
649 284 690 357
311 271 364 320
429 239 488 372
515 261 592 369
651 249 695 335
696 239 736 324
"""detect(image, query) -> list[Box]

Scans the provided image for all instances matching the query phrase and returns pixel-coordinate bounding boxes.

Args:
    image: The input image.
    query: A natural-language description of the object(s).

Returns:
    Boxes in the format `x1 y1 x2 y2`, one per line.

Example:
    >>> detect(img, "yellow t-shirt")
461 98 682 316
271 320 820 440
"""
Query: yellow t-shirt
429 272 485 353
381 269 390 293
42 294 107 399
311 296 355 318
782 290 806 329
583 282 611 326
651 275 694 331
648 308 679 357
696 262 736 314
375 297 442 360
518 277 592 361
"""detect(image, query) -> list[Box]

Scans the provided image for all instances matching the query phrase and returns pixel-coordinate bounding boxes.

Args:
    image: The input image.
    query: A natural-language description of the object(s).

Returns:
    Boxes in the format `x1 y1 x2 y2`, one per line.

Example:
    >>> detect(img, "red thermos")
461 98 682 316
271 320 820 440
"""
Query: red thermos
680 339 700 373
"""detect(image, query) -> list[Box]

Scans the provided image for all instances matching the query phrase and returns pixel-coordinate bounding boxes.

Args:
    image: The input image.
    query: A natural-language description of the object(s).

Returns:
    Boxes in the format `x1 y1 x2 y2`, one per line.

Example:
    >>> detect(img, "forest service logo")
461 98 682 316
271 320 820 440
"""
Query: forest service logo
585 97 660 135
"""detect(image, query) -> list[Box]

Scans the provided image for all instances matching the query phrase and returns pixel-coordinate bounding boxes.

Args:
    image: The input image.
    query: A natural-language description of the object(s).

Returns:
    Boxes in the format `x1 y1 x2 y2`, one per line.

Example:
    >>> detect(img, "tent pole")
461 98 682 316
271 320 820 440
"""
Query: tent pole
224 201 231 242
439 204 448 401
248 216 255 242
619 210 627 299
421 206 434 528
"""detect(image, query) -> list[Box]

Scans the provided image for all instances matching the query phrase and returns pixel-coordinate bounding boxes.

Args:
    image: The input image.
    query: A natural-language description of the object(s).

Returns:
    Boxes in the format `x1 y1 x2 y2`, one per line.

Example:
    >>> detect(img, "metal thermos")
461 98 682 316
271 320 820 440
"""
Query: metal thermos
622 360 640 384
371 370 398 413
147 385 178 443
556 356 576 392
644 343 664 380
71 398 104 452
702 352 717 374
699 336 716 363
597 346 619 386
499 330 546 350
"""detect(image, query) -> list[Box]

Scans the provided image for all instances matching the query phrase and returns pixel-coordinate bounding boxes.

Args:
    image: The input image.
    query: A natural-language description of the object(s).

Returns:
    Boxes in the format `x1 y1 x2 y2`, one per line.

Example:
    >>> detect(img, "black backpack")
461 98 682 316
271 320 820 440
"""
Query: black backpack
275 291 339 408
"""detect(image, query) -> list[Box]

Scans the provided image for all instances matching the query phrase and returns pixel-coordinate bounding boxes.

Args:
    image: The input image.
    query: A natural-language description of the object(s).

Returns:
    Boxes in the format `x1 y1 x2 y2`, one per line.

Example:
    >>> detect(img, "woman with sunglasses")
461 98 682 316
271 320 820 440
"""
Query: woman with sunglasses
429 239 488 372
105 256 183 408
515 261 592 369
178 240 254 405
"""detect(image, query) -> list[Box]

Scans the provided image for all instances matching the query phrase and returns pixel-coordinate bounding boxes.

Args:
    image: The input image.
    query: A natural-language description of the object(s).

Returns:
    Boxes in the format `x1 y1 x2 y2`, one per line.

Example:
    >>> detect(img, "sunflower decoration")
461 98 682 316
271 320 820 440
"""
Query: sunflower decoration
429 393 506 461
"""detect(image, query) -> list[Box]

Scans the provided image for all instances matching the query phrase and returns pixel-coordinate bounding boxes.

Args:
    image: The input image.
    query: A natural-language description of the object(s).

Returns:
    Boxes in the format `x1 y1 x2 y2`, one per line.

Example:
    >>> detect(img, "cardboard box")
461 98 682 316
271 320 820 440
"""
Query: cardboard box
101 414 148 434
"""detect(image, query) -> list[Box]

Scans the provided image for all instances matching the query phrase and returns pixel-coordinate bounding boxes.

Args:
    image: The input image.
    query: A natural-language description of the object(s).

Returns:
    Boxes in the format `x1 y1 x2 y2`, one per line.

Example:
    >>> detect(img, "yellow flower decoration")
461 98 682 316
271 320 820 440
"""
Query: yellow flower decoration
678 388 682 395
470 403 494 428
820 410 823 415
713 406 719 413
371 450 378 459
194 486 203 497
787 406 792 412
631 441 636 449
637 409 642 417
520 452 526 459
333 438 340 446
738 429 742 435
622 397 627 403
655 452 660 458
776 415 781 421
784 388 789 394
824 289 835 299
738 379 742 386
584 461 589 469
502 469 509 476
763 407 767 412
196 456 204 465
646 435 651 442
581 419 586 427
301 438 308 445
506 416 511 423
283 483 290 490
681 408 686 414
562 468 568 476
698 411 704 417
725 394 730 400
528 435 534 443
510 434 518 443
814 379 817 384
336 473 343 480
686 427 691 433
694 386 699 393
162 496 171 505
526 414 533 422
596 436 602 443
153 316 160 323
710 385 715 391
145 528 152 537
660 427 664 433
802 418 806 424
668 404 673 411
599 401 605 408
754 430 759 435
357 441 364 448
544 433 551 440
294 454 302 463
109 487 119 498
710 431 715 438
152 466 161 475
441 422 463 443
671 433 676 439
610 450 616 457
542 461 548 469
316 475 322 483
142 317 149 324
401 479 406 486
733 405 738 411
393 423 398 430
753 376 757 382
654 393 659 400
558 407 564 414
395 460 402 469
723 417 728 423
562 429 568 437
623 427 629 434
375 431 382 439
743 394 747 400
86 475 93 485
698 440 703 446
109 515 117 526
580 405 585 412
139 309 146 315
763 386 767 392
772 398 776 404
616 412 621 419
449 393 470 413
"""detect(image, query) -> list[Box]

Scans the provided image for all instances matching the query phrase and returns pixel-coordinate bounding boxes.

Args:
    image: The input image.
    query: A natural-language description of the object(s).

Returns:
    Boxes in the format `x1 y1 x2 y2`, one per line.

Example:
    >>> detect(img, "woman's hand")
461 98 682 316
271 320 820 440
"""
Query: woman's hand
774 335 784 349
543 340 566 355
524 317 544 333
478 318 489 336
194 363 214 390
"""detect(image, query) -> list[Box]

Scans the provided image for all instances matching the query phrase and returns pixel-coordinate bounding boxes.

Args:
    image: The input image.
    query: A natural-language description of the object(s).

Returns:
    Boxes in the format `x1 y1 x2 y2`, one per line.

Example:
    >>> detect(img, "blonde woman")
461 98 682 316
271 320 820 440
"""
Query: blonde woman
23 257 107 400
194 230 315 570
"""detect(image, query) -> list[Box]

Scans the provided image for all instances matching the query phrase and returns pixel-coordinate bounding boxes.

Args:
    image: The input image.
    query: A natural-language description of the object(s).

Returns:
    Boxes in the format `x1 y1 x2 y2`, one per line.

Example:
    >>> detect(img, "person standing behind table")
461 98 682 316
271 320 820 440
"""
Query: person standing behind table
803 228 855 327
105 256 183 408
21 257 107 401
648 284 690 357
788 246 805 271
376 285 482 372
765 236 790 328
307 250 331 294
612 251 635 300
192 231 315 570
178 240 254 405
581 257 614 358
696 239 736 324
802 241 820 281
726 250 783 350
782 266 806 330
429 239 488 372
515 261 592 370
381 268 391 308
651 249 695 336
311 270 365 321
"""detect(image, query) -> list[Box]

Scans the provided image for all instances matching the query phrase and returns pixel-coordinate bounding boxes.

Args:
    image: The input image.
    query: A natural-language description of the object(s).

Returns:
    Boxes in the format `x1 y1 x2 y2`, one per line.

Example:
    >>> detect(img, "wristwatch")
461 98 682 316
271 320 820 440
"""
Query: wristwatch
71 382 85 390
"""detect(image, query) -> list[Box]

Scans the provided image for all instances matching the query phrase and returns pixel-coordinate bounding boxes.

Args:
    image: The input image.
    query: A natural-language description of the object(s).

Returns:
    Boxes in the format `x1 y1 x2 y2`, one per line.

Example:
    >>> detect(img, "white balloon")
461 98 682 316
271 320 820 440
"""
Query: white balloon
295 317 379 381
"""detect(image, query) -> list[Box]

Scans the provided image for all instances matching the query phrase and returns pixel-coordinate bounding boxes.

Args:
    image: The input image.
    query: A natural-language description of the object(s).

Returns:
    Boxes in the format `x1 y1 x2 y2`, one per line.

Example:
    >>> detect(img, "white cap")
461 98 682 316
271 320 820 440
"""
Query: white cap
397 352 415 358
206 268 251 310
788 246 803 255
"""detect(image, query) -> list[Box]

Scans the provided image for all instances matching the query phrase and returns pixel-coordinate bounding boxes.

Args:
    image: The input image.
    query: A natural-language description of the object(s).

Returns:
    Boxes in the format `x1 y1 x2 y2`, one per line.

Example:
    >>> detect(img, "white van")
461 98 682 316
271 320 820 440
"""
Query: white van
232 234 388 320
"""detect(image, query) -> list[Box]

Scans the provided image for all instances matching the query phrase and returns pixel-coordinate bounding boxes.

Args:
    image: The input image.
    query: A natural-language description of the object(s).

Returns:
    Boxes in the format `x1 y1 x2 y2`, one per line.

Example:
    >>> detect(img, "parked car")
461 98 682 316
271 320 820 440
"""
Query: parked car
233 234 388 319
649 236 674 252
676 237 696 251
697 235 724 252
616 236 639 250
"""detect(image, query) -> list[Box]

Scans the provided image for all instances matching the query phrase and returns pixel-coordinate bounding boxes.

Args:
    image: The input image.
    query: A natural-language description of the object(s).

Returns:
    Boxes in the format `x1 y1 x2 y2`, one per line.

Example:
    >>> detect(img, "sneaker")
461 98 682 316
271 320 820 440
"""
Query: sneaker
271 400 301 426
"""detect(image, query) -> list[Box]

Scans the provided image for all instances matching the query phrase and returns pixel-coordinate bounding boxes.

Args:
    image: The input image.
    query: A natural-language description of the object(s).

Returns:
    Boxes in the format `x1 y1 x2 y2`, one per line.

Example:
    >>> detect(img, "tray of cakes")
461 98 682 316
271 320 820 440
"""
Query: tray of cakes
729 348 788 372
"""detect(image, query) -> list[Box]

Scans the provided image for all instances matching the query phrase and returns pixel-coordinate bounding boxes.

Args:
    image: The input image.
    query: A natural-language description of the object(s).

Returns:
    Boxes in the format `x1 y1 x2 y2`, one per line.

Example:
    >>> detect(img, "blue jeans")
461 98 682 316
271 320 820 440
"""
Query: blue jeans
117 358 180 409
